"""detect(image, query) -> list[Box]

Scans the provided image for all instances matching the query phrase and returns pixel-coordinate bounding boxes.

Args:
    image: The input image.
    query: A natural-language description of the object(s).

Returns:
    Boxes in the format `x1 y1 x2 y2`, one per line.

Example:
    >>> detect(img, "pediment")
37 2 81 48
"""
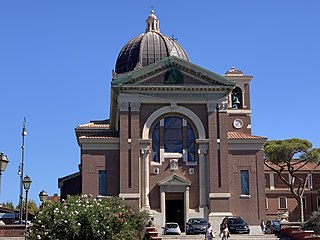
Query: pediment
112 56 235 89
158 174 191 187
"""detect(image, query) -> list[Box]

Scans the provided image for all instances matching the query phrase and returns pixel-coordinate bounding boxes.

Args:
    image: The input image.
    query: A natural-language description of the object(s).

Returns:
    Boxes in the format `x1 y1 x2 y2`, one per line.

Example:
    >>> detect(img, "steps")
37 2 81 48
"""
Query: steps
161 233 291 240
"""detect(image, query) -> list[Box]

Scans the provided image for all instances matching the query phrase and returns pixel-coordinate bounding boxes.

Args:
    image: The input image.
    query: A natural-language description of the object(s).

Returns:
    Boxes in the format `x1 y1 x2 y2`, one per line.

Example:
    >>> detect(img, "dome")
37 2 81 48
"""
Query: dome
115 10 189 74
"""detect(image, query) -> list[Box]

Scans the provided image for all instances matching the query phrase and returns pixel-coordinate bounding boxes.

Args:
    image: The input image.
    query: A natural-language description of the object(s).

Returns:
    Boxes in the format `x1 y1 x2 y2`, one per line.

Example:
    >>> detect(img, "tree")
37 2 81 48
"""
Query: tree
0 201 16 210
302 210 320 235
29 195 149 240
27 199 40 216
264 138 320 222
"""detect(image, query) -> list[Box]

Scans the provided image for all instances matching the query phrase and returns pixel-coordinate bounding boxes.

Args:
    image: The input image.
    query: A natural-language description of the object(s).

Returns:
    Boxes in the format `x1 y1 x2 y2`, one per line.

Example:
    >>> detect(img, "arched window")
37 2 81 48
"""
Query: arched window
231 87 243 109
152 116 195 164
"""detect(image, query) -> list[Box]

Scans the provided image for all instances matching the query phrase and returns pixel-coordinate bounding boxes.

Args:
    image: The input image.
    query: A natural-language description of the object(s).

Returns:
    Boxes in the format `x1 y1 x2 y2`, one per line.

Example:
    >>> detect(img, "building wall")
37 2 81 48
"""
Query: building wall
82 150 119 196
229 150 266 225
60 174 81 200
265 171 320 222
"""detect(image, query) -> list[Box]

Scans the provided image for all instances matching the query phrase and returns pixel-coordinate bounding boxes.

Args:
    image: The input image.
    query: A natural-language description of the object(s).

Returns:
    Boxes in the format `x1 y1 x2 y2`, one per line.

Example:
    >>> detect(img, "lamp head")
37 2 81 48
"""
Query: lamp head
39 190 48 202
0 152 9 172
22 175 32 190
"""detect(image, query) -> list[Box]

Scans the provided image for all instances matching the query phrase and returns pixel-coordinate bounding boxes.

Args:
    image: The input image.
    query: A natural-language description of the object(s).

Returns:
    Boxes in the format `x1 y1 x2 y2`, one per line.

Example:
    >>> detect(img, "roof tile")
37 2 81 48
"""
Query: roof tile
228 132 266 140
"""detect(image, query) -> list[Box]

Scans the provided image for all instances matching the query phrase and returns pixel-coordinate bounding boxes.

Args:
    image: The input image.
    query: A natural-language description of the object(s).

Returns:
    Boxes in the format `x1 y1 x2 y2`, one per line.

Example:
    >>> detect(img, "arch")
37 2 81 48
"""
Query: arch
142 105 206 140
231 86 243 109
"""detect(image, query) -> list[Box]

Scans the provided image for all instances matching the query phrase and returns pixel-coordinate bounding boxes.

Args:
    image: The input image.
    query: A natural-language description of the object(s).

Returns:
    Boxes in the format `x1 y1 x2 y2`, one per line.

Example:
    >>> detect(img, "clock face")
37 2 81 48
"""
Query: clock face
233 119 243 129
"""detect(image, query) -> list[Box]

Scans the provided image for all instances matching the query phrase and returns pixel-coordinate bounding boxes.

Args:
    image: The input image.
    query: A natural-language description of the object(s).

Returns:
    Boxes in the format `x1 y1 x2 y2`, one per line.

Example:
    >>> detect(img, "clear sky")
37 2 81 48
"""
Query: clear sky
0 1 319 206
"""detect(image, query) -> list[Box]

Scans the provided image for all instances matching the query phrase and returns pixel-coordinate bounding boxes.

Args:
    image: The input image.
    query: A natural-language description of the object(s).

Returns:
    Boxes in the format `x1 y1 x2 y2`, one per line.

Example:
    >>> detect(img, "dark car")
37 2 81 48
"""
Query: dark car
220 216 250 234
265 220 280 234
186 218 208 235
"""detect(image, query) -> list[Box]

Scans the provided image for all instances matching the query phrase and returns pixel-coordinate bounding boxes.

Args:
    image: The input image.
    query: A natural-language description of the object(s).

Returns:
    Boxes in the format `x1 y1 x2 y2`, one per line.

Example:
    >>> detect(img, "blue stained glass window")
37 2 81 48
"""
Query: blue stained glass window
164 140 182 153
99 170 107 196
152 122 160 162
164 117 182 128
187 123 195 162
240 170 249 195
164 117 183 153
151 116 196 162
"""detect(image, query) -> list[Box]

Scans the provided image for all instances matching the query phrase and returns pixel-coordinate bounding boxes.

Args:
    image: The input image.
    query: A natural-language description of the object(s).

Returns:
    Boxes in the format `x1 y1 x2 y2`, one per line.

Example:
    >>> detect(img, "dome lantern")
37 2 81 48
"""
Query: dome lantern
145 10 160 33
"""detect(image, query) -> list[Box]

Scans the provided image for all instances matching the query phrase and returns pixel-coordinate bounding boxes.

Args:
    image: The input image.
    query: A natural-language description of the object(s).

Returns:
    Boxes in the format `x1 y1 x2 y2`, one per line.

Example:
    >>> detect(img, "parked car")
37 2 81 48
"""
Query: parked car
220 216 250 234
186 218 208 235
265 220 280 234
162 222 181 235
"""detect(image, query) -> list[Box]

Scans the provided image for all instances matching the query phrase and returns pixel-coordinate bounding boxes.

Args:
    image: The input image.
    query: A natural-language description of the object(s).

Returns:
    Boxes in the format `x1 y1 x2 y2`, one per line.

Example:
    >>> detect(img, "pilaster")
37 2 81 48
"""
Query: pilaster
119 102 129 193
130 102 140 196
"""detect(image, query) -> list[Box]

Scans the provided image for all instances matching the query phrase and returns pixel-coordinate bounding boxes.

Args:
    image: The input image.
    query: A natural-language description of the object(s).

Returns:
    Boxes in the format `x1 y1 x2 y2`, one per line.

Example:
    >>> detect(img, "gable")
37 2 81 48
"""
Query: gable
112 56 235 88
158 174 191 187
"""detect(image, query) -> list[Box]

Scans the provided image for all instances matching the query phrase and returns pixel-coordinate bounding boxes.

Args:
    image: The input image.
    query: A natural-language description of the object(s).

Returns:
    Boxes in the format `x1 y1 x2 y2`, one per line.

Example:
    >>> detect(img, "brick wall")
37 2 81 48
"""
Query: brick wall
0 225 25 237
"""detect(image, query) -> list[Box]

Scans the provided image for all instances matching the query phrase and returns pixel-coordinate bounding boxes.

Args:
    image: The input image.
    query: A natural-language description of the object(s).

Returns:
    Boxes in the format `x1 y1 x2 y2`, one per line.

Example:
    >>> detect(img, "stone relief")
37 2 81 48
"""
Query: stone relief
169 159 179 171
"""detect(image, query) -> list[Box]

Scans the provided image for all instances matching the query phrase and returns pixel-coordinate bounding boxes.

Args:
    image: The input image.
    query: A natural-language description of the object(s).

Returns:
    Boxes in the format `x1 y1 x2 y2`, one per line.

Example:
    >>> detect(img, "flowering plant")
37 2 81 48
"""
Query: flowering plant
29 195 148 239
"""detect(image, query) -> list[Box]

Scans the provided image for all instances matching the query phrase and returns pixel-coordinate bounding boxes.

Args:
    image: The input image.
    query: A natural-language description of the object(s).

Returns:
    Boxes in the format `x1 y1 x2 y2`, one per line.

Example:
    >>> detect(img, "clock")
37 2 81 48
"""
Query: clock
233 119 243 129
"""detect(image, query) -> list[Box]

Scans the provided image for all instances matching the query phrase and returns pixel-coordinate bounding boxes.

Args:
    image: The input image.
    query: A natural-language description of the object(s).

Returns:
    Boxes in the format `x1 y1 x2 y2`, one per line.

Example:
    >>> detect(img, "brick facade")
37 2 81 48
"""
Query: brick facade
59 11 268 233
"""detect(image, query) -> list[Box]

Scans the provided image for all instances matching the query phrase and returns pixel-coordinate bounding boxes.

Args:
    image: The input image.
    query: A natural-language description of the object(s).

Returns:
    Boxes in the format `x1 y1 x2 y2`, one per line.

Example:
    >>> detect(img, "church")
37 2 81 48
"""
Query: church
59 10 267 231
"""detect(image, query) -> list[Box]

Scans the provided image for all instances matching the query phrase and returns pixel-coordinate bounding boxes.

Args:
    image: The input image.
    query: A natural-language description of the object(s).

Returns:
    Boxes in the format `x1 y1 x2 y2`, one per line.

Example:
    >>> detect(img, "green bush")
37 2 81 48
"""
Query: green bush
29 195 148 240
302 210 320 235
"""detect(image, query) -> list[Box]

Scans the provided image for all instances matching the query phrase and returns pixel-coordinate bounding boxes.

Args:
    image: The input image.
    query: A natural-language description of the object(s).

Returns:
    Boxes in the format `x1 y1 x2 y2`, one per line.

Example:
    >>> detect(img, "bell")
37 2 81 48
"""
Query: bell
233 97 240 105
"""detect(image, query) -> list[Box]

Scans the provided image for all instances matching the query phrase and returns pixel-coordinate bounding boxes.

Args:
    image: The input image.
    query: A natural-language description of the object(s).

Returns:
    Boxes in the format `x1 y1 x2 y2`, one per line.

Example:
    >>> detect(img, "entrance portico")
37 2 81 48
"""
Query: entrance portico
158 174 190 230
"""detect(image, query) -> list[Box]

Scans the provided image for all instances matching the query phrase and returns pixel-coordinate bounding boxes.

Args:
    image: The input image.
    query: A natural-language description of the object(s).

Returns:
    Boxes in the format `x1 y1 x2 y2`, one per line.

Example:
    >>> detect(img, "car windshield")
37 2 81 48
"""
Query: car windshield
229 218 245 224
191 219 207 224
272 221 280 226
166 223 178 228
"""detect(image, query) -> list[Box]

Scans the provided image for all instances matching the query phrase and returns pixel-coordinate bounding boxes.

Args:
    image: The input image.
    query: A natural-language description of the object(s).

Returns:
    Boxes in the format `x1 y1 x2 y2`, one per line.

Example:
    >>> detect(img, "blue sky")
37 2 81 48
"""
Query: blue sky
0 1 319 206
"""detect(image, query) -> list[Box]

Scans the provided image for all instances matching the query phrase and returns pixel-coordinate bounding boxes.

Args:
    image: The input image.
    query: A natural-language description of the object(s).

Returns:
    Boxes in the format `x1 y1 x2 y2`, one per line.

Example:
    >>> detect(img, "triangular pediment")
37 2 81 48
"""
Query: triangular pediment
112 56 235 88
158 174 191 187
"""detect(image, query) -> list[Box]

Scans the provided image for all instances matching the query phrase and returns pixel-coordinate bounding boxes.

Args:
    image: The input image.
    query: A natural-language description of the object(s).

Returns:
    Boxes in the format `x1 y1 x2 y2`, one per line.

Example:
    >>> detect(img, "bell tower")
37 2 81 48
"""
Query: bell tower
225 67 253 134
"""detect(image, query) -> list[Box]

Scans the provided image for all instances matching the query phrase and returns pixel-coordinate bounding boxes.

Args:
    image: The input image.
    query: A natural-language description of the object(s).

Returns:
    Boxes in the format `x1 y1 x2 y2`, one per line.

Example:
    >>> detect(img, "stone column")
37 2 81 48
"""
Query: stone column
140 139 151 210
184 186 190 225
160 188 166 226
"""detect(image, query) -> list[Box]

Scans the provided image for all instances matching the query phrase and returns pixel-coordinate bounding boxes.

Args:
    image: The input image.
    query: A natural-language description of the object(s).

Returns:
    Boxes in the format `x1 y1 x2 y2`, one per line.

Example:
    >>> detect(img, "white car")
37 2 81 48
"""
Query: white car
163 222 181 235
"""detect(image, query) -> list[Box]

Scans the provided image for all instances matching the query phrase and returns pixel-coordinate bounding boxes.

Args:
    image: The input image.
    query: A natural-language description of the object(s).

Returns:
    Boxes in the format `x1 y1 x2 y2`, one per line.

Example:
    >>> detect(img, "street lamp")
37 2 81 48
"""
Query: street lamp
0 152 9 200
19 118 27 222
39 190 48 208
22 175 32 230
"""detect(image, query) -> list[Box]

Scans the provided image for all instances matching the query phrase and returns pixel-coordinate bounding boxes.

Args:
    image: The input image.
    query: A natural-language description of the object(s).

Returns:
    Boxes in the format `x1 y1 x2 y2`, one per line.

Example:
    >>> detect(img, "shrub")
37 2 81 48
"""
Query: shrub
302 210 320 235
29 195 148 240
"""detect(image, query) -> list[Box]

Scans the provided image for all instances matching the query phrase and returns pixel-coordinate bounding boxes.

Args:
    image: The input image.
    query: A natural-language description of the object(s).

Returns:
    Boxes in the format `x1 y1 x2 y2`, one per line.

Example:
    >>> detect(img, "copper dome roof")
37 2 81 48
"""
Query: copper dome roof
115 10 189 74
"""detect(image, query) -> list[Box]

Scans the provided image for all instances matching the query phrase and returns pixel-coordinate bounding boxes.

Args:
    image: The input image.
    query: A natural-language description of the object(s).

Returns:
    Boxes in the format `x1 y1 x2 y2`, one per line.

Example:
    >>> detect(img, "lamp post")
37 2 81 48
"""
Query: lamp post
22 175 32 231
39 190 48 209
0 152 9 201
19 118 27 222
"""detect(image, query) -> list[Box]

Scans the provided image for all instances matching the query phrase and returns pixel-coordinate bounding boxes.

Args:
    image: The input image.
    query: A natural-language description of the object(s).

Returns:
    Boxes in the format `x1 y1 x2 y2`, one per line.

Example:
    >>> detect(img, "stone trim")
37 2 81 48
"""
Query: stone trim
209 193 231 199
119 102 129 112
142 105 206 139
130 102 141 112
228 139 267 151
119 193 140 199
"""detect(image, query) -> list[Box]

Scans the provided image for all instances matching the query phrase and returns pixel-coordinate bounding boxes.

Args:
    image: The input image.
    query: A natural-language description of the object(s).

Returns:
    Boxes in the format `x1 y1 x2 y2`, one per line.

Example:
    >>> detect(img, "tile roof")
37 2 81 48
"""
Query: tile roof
79 136 119 140
264 162 320 171
228 132 266 140
77 122 110 129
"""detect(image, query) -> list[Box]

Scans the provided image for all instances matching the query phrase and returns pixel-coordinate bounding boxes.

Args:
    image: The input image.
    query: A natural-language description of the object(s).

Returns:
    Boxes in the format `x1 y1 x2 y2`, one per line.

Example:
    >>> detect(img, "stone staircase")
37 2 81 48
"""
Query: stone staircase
161 233 291 240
